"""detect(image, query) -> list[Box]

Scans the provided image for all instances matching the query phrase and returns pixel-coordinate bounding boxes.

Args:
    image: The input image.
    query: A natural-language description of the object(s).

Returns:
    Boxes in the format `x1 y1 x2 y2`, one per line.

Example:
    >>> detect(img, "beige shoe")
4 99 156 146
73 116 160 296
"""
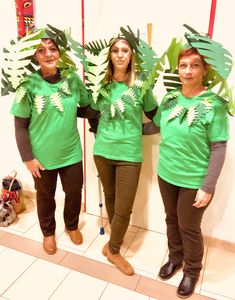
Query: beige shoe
102 242 109 256
43 235 57 255
106 248 134 276
66 229 83 245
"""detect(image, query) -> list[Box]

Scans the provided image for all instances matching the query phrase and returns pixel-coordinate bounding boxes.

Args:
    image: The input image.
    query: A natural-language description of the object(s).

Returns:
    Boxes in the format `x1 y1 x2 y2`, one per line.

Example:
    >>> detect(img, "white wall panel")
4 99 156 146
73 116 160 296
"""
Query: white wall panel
0 0 235 242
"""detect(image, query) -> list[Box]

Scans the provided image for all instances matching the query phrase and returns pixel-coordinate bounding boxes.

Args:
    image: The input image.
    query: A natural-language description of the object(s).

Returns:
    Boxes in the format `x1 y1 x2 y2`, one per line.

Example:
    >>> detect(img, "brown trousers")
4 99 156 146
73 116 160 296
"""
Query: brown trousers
33 162 83 236
94 155 141 254
158 176 209 279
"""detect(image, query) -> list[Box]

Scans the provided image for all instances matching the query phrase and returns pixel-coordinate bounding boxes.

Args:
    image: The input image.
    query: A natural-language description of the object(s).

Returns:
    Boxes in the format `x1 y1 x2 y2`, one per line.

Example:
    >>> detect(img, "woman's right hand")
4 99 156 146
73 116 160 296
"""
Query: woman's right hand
25 159 45 178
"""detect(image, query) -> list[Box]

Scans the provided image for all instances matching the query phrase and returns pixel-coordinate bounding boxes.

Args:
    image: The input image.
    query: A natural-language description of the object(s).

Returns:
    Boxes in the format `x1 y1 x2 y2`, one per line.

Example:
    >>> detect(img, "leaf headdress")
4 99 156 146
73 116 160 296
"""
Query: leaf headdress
84 26 160 119
1 24 87 96
161 24 234 115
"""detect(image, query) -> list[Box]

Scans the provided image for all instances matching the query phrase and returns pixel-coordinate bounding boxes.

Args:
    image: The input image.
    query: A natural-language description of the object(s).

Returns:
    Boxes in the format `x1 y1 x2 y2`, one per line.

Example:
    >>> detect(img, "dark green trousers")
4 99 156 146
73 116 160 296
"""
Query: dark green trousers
94 155 141 254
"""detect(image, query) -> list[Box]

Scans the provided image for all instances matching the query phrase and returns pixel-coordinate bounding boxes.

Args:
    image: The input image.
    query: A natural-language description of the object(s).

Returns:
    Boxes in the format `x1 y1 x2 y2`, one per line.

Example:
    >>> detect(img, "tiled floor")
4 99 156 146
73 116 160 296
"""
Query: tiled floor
0 198 235 300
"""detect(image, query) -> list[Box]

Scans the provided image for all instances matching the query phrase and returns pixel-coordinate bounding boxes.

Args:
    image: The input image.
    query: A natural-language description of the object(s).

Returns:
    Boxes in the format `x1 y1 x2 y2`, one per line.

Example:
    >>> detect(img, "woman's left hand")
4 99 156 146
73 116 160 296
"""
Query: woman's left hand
193 189 212 208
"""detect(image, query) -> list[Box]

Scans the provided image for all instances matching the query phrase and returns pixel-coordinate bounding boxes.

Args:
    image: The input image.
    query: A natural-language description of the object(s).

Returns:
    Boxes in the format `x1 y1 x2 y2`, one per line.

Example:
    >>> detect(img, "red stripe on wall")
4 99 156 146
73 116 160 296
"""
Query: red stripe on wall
208 0 217 38
81 0 87 212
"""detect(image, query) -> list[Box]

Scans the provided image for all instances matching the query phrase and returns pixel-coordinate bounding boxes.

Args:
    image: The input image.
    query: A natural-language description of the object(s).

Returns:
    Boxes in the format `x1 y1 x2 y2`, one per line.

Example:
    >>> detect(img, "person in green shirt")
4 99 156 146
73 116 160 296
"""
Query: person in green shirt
91 37 158 275
11 37 97 255
151 48 229 298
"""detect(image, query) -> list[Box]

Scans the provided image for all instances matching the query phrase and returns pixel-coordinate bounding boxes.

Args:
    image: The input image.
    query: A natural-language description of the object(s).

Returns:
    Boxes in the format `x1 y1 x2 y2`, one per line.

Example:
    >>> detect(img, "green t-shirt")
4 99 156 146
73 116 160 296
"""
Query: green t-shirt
11 70 90 170
153 89 229 188
92 81 158 162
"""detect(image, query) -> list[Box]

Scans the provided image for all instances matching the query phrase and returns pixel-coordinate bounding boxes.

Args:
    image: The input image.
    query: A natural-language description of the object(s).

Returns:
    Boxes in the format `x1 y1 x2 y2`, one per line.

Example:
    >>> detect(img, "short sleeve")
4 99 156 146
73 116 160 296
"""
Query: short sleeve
207 100 229 142
153 105 162 127
76 75 91 107
10 92 31 118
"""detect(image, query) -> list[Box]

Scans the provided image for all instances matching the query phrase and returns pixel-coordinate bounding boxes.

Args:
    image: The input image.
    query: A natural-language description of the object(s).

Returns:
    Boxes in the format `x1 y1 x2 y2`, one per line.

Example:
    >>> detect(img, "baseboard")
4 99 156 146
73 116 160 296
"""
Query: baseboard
19 190 235 253
204 235 235 253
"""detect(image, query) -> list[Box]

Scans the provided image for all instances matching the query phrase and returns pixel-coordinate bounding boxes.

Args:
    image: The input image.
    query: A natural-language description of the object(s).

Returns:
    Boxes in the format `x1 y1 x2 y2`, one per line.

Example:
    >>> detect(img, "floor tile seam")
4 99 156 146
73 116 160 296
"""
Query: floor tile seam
0 229 226 300
47 269 73 299
0 229 182 300
200 288 233 300
0 254 38 297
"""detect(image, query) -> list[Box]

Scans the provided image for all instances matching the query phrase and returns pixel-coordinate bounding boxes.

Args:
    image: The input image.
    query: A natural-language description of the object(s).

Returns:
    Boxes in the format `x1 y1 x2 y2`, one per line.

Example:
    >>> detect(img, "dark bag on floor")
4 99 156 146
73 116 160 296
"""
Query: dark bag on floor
1 170 26 214
0 197 17 226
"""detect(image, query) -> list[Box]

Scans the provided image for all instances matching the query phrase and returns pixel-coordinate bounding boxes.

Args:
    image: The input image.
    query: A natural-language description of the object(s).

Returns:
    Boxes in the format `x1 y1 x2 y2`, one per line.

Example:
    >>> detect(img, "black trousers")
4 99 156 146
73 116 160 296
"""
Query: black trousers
33 162 83 236
158 176 209 279
94 155 141 254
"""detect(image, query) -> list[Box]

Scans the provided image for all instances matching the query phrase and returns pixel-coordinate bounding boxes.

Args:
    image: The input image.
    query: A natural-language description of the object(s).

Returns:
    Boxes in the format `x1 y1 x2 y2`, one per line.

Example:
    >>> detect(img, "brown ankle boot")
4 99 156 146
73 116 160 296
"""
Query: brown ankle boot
102 242 109 256
43 235 57 255
65 229 83 245
106 248 134 276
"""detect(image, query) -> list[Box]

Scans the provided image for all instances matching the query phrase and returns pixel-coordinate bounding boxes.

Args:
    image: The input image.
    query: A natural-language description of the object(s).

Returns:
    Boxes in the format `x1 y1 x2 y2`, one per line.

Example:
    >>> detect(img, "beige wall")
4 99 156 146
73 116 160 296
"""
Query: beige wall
1 0 235 243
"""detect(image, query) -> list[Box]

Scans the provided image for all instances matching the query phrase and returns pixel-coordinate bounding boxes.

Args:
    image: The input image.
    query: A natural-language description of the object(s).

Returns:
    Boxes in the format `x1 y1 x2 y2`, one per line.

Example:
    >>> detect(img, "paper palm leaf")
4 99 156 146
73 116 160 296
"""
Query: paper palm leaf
50 93 63 112
60 80 71 95
87 73 106 85
141 51 166 97
227 87 235 115
110 104 115 117
46 24 68 49
137 39 159 75
115 99 125 113
58 50 76 69
34 95 45 114
185 33 233 80
99 87 109 98
84 39 109 56
122 89 136 106
86 46 109 102
15 86 27 103
166 37 183 73
162 97 178 110
187 106 198 126
119 26 140 53
2 36 41 93
114 101 125 119
65 32 88 71
134 79 143 89
89 83 102 102
86 47 109 71
163 69 182 92
218 82 235 115
162 38 183 92
167 105 184 121
1 70 15 96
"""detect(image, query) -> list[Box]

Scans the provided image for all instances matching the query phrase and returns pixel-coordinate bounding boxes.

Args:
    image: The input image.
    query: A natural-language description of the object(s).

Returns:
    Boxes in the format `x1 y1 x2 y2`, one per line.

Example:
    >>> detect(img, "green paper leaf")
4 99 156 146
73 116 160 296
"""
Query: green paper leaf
34 95 45 114
166 37 183 72
50 92 64 112
163 69 182 92
185 33 233 80
119 26 140 53
84 39 109 56
137 39 159 75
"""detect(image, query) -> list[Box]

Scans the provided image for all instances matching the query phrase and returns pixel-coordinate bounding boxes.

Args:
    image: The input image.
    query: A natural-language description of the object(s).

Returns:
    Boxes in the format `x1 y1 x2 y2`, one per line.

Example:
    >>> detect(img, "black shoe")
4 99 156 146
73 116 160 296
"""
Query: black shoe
158 261 183 280
177 275 198 298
